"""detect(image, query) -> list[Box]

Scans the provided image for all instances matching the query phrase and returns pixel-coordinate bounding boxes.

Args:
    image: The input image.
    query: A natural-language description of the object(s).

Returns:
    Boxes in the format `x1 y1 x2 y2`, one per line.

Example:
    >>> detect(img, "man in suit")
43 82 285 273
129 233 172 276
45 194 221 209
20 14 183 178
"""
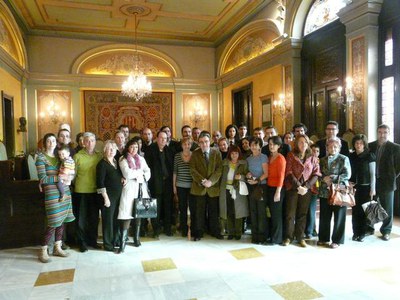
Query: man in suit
161 125 180 155
253 127 267 147
369 124 400 241
238 123 248 139
315 121 350 158
261 125 290 157
118 124 130 140
141 127 153 154
189 131 223 241
145 130 175 237
211 130 222 149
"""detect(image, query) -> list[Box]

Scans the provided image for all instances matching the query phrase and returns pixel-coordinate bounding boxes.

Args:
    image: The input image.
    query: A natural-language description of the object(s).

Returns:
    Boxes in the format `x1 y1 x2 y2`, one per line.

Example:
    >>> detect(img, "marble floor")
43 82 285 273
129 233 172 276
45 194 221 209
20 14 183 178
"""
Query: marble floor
1 217 400 300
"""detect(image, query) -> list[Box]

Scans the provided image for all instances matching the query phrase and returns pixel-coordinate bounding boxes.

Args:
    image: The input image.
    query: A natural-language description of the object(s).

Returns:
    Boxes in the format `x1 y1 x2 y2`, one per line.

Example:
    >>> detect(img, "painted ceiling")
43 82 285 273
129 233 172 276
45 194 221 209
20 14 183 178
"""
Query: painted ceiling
6 0 271 46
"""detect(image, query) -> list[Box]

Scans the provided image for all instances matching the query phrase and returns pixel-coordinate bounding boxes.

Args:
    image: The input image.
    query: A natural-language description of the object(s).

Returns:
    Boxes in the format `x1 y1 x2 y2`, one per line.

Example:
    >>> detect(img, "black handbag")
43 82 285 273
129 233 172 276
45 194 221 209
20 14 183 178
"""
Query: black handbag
133 183 157 219
364 198 388 225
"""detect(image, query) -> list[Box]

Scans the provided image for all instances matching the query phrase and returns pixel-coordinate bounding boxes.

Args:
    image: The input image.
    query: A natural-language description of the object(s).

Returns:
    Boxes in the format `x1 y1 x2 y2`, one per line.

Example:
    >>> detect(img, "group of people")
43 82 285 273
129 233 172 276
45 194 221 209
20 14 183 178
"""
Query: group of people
35 120 400 263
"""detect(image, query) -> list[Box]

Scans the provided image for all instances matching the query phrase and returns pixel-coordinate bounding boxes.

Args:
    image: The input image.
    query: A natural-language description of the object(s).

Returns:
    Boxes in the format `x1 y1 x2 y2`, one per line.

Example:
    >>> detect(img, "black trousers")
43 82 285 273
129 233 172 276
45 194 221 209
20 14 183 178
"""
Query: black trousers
249 184 267 243
101 194 120 249
177 187 194 235
153 182 173 235
192 194 220 238
319 197 347 244
352 185 372 236
377 183 394 235
226 190 242 237
266 186 283 244
72 193 102 247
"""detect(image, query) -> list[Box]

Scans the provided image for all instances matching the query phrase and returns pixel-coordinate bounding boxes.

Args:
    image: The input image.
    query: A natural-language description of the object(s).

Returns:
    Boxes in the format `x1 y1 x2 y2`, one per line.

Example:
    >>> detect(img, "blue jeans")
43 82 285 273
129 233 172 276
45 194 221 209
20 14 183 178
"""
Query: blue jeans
305 193 318 236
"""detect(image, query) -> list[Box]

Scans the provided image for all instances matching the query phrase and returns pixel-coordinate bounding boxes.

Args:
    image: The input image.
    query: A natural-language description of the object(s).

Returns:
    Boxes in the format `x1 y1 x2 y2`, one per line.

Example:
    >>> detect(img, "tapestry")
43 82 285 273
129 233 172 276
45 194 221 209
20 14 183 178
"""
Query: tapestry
84 91 172 141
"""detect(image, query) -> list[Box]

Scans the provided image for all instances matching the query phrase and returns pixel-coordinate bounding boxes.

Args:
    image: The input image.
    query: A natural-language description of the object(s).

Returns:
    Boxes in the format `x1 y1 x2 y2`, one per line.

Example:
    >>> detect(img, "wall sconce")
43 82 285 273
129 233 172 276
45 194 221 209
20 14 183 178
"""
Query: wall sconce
39 95 67 125
273 93 291 132
189 100 207 127
335 76 362 112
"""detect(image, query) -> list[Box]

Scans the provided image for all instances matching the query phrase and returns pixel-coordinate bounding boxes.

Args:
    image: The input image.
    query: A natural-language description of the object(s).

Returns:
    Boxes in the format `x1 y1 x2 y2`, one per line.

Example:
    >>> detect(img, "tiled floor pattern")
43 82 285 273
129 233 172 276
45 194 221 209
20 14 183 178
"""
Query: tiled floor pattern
1 217 400 299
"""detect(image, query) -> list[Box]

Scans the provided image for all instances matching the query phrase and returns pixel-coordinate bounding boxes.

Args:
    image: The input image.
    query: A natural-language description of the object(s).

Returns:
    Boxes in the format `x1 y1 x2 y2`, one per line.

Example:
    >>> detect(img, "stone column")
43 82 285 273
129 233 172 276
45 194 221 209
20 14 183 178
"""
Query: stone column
338 0 384 140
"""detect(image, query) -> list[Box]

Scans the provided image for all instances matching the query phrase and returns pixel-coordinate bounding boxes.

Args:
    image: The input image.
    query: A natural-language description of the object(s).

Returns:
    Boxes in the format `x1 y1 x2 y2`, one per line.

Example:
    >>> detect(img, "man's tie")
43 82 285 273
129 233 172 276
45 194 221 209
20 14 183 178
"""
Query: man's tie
204 151 209 165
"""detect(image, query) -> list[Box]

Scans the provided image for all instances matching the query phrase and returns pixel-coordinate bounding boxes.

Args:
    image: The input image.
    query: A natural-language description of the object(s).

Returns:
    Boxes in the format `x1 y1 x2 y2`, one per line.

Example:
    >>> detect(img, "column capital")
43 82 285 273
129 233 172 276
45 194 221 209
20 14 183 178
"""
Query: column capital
338 0 383 34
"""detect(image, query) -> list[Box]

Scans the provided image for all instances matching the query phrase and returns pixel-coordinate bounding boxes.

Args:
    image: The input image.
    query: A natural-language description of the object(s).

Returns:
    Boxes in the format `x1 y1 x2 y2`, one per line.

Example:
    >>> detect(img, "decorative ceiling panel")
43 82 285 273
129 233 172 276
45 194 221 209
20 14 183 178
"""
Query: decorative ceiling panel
6 0 270 45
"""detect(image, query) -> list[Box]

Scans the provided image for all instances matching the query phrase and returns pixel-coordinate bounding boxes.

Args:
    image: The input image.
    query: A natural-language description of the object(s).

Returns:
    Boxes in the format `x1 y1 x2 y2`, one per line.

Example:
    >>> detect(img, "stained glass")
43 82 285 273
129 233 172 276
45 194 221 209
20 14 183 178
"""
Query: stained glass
304 0 350 36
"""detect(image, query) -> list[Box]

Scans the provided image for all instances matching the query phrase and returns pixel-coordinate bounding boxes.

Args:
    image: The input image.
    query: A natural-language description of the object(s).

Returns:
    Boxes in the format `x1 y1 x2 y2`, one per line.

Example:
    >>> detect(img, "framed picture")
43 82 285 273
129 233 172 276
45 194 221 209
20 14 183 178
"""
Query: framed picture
260 94 273 127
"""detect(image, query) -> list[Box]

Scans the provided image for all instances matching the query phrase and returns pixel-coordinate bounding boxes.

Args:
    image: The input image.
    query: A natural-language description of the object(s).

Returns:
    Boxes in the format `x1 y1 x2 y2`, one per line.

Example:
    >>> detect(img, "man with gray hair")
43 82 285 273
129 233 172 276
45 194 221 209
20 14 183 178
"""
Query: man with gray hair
189 131 223 241
73 132 103 252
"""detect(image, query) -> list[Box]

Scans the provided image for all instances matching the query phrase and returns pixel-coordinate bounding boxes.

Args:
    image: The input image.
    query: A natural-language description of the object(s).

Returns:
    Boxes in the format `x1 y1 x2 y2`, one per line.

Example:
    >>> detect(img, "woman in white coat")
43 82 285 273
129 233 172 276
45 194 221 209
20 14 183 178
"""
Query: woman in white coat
117 139 151 253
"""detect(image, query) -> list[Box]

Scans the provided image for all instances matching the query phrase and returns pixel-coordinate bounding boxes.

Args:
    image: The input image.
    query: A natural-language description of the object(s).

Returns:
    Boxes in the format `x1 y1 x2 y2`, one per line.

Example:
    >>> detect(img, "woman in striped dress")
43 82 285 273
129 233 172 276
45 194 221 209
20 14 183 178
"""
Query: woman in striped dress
36 133 75 263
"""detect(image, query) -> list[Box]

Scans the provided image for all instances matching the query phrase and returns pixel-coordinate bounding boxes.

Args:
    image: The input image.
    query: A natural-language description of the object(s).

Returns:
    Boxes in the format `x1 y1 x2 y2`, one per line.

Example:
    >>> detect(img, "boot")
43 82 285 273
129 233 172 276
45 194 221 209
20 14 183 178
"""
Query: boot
53 241 69 257
133 218 142 247
118 229 128 253
38 245 51 263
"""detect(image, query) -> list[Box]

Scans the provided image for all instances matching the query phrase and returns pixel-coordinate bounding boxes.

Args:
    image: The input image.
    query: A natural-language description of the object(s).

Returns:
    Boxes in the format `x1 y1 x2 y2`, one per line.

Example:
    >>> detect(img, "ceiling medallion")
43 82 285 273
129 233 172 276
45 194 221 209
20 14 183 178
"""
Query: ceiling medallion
119 5 151 17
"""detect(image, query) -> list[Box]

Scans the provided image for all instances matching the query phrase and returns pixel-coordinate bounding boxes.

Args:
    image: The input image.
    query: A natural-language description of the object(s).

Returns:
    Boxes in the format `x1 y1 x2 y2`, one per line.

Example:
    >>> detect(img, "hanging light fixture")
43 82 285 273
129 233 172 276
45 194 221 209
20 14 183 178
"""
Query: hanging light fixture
121 9 152 101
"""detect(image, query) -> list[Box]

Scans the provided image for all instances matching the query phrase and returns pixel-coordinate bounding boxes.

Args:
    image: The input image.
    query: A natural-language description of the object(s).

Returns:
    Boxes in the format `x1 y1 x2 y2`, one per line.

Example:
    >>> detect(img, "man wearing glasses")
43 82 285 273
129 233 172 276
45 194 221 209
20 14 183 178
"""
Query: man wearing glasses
189 131 223 241
315 121 350 158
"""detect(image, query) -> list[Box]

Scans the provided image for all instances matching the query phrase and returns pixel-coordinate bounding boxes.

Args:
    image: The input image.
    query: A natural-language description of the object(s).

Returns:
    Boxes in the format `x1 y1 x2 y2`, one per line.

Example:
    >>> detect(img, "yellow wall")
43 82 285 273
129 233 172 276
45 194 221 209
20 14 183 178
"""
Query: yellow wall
0 66 23 155
222 65 284 133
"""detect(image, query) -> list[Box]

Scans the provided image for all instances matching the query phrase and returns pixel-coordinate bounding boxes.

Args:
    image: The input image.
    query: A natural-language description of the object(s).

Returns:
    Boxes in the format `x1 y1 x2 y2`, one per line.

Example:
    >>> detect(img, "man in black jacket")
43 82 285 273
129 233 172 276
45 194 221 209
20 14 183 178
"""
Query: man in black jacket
369 124 400 241
145 131 175 237
261 125 290 157
315 121 350 158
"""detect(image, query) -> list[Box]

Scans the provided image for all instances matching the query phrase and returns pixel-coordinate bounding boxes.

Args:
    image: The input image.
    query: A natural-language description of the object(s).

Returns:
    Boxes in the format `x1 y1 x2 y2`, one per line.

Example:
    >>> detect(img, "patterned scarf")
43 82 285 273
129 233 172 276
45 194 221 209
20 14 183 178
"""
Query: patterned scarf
127 153 141 170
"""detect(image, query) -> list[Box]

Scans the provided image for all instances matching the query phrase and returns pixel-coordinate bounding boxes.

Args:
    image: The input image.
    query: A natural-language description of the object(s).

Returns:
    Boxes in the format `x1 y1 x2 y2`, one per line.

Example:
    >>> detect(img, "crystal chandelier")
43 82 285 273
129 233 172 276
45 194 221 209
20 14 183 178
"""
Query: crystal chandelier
121 11 152 101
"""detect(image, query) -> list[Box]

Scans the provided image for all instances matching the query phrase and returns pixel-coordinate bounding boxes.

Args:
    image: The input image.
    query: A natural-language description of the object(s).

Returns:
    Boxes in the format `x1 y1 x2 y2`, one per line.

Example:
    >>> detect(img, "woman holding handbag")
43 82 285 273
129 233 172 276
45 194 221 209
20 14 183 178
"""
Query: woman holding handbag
117 139 151 252
318 138 351 249
349 134 376 242
246 137 268 244
283 135 320 248
219 145 249 240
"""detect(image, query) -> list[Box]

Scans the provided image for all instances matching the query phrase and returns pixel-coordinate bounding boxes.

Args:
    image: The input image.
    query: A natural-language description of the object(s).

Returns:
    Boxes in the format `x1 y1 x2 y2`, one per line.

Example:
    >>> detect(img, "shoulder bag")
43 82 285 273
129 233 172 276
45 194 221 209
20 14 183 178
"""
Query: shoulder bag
328 176 356 207
133 182 157 219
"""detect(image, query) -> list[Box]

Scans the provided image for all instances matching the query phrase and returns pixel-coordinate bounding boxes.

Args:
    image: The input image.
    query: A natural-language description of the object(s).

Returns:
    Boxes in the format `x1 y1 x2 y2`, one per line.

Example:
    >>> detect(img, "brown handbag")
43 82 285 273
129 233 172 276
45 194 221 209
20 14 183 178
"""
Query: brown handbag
328 179 356 207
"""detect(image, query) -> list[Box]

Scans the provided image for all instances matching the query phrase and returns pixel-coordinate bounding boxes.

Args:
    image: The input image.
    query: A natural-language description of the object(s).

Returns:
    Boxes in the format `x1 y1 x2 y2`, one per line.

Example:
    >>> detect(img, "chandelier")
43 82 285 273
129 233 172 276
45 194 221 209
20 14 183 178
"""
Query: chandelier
121 9 152 101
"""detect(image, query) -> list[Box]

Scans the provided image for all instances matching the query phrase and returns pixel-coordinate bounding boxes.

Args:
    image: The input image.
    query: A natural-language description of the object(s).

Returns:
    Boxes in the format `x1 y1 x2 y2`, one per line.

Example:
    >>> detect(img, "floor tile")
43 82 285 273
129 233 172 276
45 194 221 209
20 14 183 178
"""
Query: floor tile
34 269 75 287
229 247 263 260
142 257 177 272
271 280 323 300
